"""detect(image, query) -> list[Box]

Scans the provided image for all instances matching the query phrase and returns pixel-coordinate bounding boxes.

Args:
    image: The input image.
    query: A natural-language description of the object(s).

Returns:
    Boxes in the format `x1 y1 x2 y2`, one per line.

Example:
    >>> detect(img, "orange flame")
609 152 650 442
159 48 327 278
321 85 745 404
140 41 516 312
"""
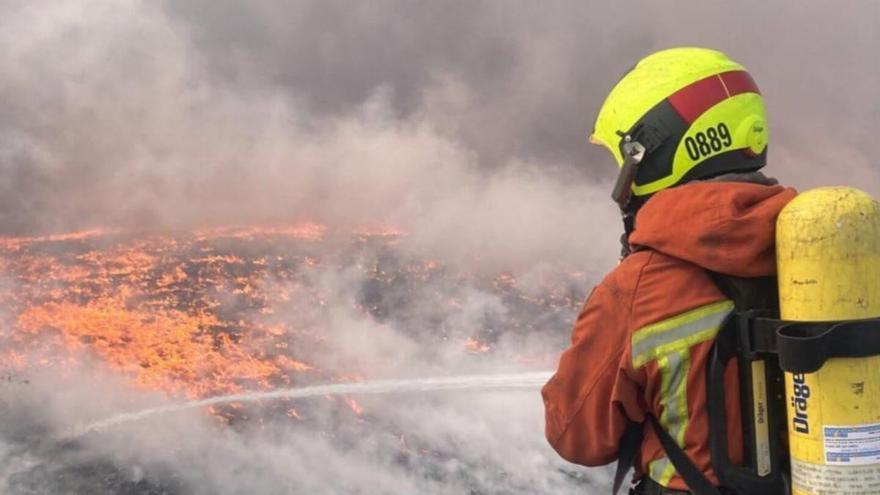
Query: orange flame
464 337 491 354
345 398 365 417
17 298 281 398
193 223 327 242
0 222 578 424
0 224 342 402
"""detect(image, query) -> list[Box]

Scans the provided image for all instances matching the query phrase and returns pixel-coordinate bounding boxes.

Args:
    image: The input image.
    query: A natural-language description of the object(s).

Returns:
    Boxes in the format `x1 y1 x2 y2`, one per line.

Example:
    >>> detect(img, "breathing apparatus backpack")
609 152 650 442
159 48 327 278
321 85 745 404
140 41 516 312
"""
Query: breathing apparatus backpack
613 273 790 495
614 187 880 495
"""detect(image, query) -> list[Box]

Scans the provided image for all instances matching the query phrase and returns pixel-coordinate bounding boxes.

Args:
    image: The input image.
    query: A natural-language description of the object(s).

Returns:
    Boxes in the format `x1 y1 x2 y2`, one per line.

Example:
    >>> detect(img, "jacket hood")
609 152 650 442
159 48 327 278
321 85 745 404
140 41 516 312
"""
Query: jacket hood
629 181 798 277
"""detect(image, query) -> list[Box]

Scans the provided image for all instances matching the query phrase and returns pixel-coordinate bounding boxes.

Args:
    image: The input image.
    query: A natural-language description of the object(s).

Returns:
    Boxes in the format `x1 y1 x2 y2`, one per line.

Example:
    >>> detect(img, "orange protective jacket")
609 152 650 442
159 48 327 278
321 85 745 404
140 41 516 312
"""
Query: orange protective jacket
542 181 797 490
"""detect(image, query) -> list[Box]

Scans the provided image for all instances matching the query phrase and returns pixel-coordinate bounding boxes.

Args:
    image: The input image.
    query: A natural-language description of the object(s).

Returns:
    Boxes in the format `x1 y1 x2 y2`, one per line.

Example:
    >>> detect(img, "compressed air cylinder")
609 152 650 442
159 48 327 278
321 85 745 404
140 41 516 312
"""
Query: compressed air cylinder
777 187 880 495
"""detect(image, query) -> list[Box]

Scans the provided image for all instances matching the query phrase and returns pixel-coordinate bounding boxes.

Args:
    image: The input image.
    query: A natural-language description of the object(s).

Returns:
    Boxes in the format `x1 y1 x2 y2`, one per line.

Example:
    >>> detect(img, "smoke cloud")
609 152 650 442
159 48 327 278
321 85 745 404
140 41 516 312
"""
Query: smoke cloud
1 0 878 493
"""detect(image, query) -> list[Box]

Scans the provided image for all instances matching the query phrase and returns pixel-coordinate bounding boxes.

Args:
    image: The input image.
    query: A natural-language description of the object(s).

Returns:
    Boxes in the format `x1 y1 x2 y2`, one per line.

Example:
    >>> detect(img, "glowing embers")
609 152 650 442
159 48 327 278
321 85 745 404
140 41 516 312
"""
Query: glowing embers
464 337 491 354
0 228 118 252
17 298 281 398
0 222 583 421
193 223 327 242
0 224 331 402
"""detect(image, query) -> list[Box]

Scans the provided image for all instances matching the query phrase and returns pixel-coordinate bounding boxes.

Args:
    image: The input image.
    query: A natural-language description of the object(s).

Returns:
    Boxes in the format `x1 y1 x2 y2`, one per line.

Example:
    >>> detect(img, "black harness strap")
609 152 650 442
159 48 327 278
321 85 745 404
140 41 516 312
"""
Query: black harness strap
613 420 644 494
614 417 722 495
704 275 790 495
777 318 880 373
705 311 788 495
647 414 722 495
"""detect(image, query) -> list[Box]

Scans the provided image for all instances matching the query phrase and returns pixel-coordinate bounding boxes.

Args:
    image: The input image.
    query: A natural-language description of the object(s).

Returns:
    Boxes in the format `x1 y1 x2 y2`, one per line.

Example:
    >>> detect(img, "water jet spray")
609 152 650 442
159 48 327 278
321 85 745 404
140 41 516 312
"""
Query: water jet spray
63 371 553 440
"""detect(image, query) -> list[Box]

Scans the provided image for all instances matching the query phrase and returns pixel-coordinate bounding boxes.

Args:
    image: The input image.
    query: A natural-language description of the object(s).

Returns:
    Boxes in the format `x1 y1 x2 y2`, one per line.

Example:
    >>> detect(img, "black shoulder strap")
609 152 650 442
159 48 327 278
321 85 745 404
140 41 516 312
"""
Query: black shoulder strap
613 420 643 494
614 416 724 495
705 272 789 495
708 273 778 311
647 415 722 495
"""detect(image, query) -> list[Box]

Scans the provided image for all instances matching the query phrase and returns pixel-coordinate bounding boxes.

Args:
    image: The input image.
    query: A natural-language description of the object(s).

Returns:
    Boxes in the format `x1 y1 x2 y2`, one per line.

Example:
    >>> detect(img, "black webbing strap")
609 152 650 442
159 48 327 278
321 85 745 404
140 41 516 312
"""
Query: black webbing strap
706 312 789 495
706 274 790 495
613 417 723 495
743 316 783 355
647 415 722 495
613 420 644 494
777 318 880 373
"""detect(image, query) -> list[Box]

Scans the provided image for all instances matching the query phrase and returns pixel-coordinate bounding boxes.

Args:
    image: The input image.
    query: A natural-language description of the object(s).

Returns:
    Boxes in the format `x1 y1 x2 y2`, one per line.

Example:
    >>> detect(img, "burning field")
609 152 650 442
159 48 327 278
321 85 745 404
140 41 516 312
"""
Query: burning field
0 3 621 489
0 224 605 493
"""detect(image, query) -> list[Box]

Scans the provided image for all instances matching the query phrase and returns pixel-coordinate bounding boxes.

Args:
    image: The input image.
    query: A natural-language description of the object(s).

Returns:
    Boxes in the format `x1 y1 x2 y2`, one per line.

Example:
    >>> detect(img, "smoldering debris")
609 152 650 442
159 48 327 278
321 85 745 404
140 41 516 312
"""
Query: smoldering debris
0 227 601 494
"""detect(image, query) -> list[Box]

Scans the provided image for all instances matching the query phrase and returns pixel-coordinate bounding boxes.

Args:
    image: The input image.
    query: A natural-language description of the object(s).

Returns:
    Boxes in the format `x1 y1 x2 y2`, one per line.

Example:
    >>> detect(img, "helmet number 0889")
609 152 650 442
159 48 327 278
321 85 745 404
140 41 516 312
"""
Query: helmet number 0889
684 123 732 161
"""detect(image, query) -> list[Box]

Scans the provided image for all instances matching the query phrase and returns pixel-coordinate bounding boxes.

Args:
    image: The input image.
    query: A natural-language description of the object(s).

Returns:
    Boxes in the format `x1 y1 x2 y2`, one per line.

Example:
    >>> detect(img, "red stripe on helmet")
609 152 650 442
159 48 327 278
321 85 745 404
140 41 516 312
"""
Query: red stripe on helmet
667 70 760 123
720 70 760 97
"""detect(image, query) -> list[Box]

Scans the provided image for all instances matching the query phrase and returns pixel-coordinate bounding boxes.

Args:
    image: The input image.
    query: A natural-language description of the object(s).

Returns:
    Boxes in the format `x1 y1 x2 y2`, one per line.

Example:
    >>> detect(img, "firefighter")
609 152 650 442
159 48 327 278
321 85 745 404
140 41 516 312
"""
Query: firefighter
542 47 797 494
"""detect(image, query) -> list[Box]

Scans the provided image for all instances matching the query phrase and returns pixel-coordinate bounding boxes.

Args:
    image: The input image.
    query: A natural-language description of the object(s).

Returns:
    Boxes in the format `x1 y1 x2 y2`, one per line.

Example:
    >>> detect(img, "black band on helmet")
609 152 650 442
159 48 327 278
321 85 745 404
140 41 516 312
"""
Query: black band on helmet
619 96 767 191
680 147 768 183
618 99 689 187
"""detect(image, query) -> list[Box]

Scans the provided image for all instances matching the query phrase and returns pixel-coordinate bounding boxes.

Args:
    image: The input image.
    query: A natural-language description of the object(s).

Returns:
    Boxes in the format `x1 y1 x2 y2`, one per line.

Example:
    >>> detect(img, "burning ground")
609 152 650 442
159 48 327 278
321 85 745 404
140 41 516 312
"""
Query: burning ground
0 3 623 491
0 225 608 494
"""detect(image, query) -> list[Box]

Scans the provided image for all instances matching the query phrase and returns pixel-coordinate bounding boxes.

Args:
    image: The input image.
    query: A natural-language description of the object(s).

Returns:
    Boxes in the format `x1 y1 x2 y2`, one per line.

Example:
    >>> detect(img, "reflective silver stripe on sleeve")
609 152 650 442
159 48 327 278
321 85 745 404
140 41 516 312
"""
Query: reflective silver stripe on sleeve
631 300 734 368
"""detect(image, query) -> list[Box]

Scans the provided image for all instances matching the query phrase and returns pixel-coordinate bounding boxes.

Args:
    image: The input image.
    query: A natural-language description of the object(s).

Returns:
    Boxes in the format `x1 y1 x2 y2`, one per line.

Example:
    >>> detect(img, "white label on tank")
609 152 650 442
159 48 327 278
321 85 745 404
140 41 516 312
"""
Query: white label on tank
824 423 880 465
792 458 880 494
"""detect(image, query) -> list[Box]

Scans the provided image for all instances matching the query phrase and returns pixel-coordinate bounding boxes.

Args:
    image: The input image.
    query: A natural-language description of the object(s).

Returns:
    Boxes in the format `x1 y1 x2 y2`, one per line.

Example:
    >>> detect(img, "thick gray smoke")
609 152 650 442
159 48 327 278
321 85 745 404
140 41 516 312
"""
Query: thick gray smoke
0 0 878 494
0 0 622 274
5 1 877 241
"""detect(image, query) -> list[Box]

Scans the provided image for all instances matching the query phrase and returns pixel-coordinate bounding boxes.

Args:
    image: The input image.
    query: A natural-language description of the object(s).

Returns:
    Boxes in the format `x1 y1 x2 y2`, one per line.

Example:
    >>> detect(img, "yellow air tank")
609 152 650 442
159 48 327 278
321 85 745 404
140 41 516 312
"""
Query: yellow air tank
776 187 880 495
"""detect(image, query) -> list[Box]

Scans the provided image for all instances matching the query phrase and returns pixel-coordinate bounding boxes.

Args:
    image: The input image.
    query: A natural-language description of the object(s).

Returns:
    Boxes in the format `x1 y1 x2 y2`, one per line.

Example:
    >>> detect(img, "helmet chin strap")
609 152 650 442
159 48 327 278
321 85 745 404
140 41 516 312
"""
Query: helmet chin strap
612 138 646 260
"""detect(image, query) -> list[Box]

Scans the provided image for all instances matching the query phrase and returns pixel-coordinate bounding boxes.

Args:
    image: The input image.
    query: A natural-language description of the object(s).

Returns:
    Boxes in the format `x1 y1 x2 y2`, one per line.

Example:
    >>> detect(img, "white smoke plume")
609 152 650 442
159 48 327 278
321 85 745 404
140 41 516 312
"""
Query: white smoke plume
0 0 878 494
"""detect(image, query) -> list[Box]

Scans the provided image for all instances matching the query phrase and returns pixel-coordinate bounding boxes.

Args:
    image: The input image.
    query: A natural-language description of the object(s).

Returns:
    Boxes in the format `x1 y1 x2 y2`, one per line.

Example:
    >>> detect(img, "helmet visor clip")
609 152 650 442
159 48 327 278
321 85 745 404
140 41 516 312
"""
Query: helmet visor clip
611 138 646 210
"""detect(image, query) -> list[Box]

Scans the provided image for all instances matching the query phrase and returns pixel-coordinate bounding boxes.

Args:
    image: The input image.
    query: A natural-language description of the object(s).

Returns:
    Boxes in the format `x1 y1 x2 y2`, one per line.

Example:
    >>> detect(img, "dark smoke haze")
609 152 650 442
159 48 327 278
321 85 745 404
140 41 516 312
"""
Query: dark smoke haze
0 1 878 494
2 1 878 244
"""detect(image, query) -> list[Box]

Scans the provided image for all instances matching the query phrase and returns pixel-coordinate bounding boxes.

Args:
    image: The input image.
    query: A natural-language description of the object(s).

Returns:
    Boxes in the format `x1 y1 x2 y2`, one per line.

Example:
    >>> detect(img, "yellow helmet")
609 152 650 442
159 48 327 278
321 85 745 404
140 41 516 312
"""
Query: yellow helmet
592 47 768 199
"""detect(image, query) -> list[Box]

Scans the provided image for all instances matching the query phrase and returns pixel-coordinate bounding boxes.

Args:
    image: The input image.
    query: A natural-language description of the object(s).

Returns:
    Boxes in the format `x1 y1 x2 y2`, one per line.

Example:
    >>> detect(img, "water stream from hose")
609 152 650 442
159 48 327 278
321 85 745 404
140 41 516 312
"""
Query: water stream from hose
65 371 553 440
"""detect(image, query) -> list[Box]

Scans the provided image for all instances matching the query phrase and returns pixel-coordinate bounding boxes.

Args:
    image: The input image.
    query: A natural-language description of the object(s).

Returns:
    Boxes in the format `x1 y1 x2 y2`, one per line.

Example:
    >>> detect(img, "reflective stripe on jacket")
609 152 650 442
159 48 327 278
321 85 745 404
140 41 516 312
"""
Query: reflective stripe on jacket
542 181 797 491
